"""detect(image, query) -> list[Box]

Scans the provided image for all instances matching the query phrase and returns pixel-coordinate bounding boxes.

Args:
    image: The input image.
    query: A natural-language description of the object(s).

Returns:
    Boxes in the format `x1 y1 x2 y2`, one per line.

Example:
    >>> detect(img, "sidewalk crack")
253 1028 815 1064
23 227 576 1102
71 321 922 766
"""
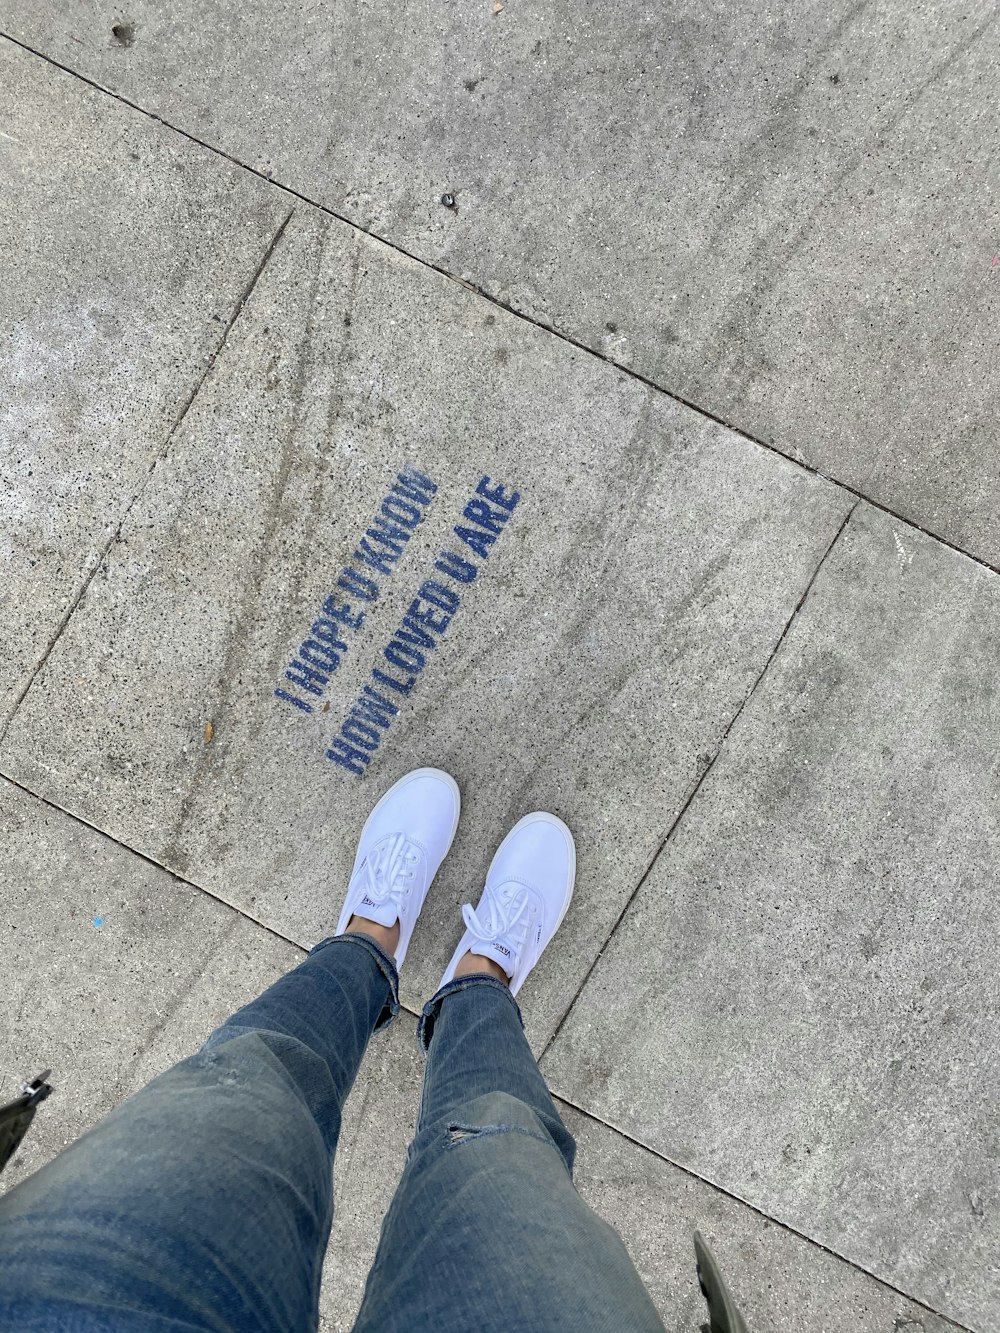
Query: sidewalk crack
2 32 999 582
0 208 294 746
540 501 859 1061
551 1088 976 1333
0 768 308 957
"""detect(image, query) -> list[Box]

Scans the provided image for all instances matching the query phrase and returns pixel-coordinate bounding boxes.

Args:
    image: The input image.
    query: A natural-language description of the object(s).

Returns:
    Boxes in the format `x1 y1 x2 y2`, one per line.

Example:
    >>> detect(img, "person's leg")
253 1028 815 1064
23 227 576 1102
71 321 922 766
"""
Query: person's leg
354 815 665 1333
0 932 396 1333
0 766 460 1333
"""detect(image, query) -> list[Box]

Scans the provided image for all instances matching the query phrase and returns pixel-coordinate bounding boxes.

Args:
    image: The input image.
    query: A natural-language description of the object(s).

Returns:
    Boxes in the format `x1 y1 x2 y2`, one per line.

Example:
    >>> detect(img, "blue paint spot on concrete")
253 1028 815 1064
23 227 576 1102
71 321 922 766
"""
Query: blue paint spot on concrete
92 916 103 929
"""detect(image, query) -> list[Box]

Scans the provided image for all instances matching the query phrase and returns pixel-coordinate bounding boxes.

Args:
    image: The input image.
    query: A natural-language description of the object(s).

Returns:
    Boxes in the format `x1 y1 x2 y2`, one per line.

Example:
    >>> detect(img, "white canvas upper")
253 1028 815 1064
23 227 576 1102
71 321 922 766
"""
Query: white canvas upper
439 812 575 996
336 767 460 968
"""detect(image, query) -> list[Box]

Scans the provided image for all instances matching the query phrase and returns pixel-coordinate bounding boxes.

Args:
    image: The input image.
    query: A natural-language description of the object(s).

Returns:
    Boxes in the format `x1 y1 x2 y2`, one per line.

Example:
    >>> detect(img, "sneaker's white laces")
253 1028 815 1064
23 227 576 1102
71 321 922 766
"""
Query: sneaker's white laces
462 885 534 968
363 833 419 914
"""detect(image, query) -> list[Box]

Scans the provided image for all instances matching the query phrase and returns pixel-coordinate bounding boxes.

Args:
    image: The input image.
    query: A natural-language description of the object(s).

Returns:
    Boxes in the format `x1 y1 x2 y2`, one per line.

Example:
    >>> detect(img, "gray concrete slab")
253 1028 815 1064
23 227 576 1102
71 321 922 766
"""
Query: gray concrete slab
0 39 288 721
2 6 998 563
543 502 1000 1331
0 206 853 1050
562 1100 956 1333
0 774 302 1190
319 1016 424 1332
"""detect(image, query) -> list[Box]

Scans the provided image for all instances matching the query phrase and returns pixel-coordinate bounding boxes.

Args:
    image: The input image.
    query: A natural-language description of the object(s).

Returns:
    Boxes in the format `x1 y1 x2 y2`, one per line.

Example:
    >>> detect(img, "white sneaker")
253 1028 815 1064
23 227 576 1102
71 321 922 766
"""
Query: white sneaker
336 767 461 968
438 812 575 996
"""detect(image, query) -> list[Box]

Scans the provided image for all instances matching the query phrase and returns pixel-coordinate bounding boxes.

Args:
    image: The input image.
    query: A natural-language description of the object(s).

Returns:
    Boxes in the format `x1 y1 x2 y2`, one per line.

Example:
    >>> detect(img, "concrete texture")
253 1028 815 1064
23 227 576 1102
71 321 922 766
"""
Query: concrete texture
0 39 288 721
563 1100 956 1333
1 6 999 563
543 503 1000 1331
0 206 853 1051
319 1016 423 1332
0 774 302 1190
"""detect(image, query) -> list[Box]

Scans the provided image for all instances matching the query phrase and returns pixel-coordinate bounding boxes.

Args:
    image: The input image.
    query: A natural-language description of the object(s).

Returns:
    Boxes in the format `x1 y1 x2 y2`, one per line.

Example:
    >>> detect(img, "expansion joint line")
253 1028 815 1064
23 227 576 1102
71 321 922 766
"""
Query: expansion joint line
0 208 293 746
540 501 859 1064
2 32 999 583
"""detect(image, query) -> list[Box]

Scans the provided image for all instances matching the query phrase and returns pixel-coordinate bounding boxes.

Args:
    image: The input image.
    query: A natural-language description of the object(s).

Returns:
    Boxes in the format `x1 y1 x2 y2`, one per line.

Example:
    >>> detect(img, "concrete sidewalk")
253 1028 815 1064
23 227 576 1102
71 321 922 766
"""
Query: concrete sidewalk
1 8 997 1331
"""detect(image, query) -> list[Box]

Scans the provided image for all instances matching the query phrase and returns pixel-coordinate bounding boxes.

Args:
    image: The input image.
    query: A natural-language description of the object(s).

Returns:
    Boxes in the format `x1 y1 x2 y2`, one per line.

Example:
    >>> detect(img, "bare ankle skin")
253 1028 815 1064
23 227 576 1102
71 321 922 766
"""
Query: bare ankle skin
452 950 510 985
343 920 509 986
345 915 400 958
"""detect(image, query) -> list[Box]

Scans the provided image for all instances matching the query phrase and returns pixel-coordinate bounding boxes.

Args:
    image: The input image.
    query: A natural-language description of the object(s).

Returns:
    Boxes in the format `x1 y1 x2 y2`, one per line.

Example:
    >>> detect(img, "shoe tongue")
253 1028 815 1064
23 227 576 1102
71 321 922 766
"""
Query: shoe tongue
356 893 397 929
469 938 516 978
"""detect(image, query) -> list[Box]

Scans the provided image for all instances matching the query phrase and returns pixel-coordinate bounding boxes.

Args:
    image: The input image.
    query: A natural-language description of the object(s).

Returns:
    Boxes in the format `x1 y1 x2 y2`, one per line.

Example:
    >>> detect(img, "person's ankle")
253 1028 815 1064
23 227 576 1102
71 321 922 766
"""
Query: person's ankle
452 950 510 985
345 915 400 958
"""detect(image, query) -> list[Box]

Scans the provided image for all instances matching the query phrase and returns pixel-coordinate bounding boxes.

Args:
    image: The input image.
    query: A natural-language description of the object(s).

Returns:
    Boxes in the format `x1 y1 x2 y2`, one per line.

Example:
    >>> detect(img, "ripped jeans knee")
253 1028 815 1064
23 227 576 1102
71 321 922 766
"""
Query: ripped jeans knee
427 1091 576 1175
446 1121 553 1149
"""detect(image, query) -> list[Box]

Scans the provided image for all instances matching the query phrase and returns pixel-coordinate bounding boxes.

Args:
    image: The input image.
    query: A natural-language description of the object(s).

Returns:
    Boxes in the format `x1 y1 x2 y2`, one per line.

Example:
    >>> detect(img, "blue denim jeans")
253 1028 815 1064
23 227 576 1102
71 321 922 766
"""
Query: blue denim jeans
0 934 664 1332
